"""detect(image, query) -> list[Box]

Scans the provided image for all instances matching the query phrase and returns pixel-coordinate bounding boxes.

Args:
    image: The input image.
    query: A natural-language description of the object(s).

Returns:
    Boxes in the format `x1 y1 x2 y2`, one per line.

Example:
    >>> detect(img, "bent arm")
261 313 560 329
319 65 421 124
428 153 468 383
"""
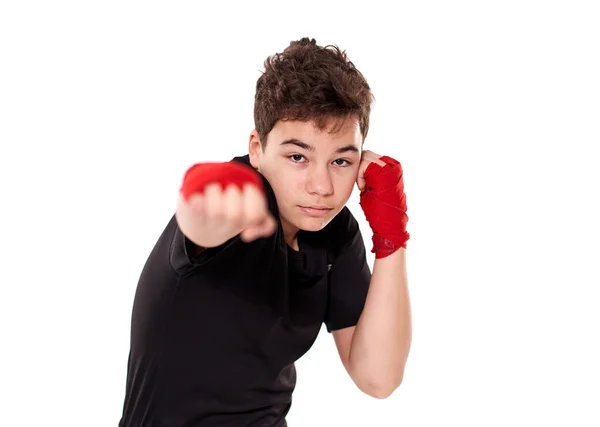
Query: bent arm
335 248 412 398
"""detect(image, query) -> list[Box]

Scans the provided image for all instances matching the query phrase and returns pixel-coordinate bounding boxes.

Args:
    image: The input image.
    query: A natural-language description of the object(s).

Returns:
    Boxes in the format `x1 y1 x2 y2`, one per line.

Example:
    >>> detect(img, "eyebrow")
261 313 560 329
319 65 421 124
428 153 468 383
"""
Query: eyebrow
280 138 359 154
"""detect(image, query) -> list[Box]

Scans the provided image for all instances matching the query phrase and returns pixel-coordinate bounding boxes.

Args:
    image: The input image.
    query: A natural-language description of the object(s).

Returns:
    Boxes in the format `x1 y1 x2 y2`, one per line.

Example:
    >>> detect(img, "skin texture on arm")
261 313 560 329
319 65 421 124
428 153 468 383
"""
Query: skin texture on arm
332 247 411 399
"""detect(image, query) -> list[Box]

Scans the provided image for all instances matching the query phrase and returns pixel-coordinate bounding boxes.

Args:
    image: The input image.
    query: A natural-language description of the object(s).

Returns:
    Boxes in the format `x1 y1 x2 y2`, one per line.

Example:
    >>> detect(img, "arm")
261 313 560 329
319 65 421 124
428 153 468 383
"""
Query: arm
332 151 412 398
333 248 411 399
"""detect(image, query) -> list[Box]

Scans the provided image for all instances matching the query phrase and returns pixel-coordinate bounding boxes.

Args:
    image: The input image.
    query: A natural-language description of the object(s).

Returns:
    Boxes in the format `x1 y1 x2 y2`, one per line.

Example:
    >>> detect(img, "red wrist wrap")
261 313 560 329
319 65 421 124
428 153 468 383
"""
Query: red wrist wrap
180 161 264 201
359 155 410 258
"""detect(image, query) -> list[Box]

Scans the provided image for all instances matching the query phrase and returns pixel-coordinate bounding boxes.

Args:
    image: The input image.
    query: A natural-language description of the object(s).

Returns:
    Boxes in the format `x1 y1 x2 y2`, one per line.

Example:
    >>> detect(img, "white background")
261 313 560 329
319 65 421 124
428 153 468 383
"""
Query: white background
1 1 599 426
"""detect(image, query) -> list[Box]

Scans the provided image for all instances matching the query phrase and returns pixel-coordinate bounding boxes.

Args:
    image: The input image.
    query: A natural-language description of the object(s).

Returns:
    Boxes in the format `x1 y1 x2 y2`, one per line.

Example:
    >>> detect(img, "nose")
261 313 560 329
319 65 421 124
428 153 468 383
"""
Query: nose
306 165 334 196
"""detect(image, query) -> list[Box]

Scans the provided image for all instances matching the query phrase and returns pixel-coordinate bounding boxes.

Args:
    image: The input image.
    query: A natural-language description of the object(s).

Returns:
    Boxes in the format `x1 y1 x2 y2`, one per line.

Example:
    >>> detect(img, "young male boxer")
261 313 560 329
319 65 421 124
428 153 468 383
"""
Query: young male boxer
119 37 412 427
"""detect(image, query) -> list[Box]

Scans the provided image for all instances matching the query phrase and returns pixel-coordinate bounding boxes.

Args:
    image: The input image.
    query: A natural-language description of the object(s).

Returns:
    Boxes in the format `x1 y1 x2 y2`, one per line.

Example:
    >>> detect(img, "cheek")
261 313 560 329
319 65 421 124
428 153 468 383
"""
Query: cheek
261 163 287 187
276 170 301 190
274 168 305 191
266 169 301 203
335 173 357 196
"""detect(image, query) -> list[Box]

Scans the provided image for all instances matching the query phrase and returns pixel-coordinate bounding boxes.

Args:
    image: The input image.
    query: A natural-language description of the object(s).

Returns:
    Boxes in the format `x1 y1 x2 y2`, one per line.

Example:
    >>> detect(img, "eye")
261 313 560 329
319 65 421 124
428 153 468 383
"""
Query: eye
333 159 352 167
287 155 352 167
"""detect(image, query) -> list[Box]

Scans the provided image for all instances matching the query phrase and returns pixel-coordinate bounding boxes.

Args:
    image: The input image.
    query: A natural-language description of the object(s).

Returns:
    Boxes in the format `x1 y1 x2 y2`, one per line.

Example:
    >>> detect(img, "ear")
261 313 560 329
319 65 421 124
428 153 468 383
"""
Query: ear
248 130 263 170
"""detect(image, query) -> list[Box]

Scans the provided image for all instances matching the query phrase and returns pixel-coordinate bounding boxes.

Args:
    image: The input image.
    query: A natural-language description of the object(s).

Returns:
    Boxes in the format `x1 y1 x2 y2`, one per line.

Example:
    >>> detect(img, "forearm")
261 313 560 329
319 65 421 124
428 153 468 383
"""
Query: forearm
349 248 412 398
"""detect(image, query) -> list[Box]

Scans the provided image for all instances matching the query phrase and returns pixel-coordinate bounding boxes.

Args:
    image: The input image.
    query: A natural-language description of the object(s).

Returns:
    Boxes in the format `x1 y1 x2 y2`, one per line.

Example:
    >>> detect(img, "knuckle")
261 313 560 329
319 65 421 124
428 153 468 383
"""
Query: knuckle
224 185 244 225
224 183 241 198
204 192 224 219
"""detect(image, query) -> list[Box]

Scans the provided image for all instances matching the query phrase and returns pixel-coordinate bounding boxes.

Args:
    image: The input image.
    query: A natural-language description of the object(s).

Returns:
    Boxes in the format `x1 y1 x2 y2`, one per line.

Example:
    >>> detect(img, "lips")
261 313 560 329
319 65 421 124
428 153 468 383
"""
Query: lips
298 205 333 217
301 205 332 210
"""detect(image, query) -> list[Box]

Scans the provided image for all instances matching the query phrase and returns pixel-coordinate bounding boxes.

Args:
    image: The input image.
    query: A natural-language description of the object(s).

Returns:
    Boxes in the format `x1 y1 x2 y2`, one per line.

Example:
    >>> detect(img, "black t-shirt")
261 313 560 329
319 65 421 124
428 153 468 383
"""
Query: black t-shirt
119 155 371 427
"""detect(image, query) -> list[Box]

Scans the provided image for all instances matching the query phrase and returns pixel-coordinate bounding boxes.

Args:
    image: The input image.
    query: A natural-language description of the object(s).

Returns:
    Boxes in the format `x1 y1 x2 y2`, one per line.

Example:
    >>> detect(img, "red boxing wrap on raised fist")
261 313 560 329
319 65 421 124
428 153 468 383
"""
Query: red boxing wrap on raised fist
359 155 410 258
180 161 264 201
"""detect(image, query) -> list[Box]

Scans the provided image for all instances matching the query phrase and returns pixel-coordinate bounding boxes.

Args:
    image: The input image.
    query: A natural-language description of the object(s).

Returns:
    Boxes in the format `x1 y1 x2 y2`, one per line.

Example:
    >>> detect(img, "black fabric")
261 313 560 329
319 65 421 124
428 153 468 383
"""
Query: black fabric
118 155 371 427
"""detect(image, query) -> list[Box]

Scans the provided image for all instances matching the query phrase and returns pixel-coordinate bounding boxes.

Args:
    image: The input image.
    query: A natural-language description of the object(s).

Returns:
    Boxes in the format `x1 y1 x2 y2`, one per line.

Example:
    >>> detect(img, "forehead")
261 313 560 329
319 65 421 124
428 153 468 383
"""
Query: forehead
271 117 361 146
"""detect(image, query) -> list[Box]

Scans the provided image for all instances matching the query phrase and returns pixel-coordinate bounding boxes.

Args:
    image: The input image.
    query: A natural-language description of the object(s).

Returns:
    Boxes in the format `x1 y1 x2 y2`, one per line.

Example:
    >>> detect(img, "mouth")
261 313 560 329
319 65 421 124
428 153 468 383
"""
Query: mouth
298 205 334 217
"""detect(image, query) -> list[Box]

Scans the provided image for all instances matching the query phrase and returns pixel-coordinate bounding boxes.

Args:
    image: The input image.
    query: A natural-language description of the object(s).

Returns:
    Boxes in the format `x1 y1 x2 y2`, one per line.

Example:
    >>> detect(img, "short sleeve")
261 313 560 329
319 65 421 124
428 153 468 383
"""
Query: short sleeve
324 209 372 332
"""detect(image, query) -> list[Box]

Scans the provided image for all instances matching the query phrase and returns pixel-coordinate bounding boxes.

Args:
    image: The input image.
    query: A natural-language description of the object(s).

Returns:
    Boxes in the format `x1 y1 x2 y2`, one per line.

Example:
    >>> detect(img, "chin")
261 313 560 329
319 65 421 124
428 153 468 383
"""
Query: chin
281 206 342 233
294 211 339 232
297 219 330 232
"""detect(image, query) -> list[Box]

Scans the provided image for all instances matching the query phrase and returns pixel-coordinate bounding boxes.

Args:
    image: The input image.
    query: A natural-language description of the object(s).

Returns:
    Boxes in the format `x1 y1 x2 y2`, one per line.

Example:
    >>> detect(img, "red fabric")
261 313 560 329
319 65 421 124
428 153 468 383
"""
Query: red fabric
180 162 264 201
359 155 410 258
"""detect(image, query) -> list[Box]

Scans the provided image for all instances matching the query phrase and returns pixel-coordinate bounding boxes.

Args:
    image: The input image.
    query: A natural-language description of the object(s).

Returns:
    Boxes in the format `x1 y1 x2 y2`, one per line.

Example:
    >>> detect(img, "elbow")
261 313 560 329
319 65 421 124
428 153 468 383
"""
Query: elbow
370 379 403 400
357 374 404 400
348 354 408 400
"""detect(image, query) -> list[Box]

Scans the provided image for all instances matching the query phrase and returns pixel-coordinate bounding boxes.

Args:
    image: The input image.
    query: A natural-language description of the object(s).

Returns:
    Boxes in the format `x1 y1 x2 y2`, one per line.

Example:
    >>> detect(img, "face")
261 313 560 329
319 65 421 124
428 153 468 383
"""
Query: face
249 117 362 242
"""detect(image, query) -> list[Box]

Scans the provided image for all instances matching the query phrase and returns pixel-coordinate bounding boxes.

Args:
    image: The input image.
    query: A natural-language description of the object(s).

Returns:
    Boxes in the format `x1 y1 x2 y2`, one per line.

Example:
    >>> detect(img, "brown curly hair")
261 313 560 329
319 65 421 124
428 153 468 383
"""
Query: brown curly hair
254 37 374 147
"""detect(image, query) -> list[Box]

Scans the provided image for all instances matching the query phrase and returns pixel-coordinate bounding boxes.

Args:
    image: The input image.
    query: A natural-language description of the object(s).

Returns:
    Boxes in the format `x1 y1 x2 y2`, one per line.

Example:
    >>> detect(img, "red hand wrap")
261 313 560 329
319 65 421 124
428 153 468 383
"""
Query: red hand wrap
180 161 264 201
359 155 410 258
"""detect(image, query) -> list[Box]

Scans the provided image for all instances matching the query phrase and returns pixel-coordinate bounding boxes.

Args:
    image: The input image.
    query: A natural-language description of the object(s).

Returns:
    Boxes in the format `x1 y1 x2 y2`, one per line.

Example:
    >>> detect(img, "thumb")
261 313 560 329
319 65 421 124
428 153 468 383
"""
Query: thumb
240 214 277 242
356 173 366 193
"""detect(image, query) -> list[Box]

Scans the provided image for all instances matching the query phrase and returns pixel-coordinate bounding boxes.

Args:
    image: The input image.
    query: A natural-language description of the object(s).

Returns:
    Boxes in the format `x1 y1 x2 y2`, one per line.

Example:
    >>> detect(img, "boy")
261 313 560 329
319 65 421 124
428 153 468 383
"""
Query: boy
119 37 412 427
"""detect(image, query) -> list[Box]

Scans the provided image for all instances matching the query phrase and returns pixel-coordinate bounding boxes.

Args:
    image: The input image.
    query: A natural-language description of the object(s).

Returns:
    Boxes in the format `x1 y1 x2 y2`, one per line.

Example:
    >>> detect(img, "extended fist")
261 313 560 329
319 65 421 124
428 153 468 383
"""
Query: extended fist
178 162 277 246
185 183 277 243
